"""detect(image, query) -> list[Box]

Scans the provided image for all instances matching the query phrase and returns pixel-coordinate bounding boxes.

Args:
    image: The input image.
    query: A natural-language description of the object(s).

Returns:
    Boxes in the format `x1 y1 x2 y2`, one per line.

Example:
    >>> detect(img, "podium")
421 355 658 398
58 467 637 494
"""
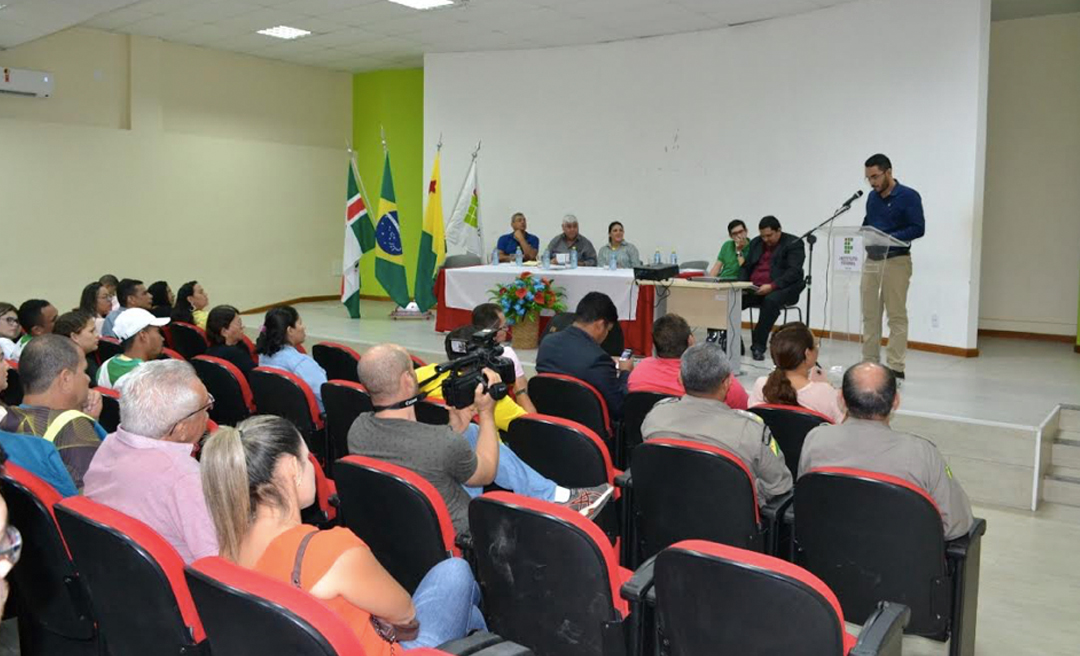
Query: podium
823 226 910 368
636 279 756 374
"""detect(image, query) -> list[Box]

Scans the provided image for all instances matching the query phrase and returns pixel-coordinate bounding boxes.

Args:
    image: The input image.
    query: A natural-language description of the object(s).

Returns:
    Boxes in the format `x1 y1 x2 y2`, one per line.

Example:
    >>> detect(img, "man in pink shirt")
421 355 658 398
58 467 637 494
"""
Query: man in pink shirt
629 314 749 409
83 360 218 564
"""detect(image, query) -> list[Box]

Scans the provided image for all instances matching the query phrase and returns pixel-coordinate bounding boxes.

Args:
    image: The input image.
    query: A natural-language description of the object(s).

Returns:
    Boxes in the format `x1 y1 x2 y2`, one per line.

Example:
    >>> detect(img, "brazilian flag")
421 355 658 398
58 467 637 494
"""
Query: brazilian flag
374 151 411 308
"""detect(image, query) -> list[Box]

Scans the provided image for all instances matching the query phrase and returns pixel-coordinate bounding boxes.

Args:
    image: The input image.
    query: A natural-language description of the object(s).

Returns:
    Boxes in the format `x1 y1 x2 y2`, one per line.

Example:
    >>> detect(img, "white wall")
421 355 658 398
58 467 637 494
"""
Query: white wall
425 0 991 350
980 13 1080 336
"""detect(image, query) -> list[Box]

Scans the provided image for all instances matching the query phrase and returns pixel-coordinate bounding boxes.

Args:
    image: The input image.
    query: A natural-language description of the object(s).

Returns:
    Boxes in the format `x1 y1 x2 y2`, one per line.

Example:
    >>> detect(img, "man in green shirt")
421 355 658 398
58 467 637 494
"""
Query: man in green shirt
709 219 750 279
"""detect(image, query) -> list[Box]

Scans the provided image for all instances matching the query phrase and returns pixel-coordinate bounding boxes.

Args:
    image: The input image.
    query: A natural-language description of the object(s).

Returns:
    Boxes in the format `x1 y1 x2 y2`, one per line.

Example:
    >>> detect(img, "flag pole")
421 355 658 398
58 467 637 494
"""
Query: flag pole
346 139 374 223
472 140 484 254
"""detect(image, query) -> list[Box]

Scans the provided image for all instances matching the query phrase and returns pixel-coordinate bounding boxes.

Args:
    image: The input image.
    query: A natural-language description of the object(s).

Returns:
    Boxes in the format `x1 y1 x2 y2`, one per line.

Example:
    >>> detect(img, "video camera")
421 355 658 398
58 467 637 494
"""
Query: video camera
438 329 516 409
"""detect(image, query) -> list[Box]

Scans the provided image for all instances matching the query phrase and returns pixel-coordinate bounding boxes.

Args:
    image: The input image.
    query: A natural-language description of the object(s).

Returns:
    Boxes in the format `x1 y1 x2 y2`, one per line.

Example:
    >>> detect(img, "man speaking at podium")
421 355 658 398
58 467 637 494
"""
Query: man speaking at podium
861 153 925 380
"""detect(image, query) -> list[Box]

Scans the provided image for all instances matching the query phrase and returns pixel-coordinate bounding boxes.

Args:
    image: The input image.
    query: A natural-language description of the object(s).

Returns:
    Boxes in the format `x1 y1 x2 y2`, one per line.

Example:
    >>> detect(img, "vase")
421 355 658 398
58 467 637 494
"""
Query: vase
511 318 540 350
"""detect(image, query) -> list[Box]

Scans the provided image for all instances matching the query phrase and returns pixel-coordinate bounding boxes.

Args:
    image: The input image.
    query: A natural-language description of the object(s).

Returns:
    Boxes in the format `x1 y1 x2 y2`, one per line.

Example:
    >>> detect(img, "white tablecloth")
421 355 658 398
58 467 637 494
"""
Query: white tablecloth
443 264 640 321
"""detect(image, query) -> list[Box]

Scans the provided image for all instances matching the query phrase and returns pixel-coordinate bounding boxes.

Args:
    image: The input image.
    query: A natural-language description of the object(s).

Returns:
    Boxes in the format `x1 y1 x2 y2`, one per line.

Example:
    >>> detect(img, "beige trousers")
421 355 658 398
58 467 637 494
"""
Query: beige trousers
860 254 912 372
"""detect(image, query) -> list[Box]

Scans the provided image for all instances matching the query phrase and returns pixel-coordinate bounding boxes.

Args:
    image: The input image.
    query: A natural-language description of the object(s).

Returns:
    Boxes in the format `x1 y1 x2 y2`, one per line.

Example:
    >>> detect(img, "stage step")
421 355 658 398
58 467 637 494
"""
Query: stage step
1043 474 1080 507
1050 434 1080 470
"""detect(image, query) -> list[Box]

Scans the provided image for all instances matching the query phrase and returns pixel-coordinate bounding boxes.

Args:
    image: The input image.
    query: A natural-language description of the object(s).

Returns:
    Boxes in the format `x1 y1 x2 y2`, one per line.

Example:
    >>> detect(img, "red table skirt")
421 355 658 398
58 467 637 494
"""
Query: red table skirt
434 268 654 356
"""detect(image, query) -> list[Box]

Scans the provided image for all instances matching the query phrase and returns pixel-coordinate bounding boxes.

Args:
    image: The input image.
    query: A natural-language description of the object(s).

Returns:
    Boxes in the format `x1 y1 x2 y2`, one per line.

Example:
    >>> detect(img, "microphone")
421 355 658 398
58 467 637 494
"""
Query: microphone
841 190 864 208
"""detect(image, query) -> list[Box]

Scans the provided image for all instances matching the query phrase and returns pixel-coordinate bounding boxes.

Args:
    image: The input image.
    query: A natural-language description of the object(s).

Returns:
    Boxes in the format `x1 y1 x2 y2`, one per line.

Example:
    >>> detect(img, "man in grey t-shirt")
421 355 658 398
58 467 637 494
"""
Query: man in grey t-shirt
546 214 598 266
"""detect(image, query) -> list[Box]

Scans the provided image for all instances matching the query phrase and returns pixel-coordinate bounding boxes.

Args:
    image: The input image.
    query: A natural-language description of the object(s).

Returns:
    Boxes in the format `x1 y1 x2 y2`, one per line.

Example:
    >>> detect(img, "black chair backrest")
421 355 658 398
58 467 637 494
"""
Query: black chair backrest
169 322 209 361
97 337 123 363
469 492 625 656
795 468 951 637
655 540 849 655
528 374 611 443
55 497 204 656
631 438 761 562
0 464 97 644
618 391 675 469
97 389 121 433
748 405 831 476
192 356 254 427
333 456 455 594
311 343 361 384
503 415 611 488
2 362 23 406
321 381 372 465
415 399 450 426
249 367 324 461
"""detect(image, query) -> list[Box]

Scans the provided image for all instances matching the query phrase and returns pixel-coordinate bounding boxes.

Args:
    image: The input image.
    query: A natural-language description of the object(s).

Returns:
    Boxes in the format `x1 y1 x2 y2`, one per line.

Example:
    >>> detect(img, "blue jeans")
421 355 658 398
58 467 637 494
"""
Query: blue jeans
460 424 558 500
400 558 487 648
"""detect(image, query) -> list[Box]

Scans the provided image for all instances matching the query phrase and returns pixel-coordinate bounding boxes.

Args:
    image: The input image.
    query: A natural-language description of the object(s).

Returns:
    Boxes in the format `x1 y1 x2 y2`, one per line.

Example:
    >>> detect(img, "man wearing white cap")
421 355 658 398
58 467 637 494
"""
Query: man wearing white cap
97 308 169 390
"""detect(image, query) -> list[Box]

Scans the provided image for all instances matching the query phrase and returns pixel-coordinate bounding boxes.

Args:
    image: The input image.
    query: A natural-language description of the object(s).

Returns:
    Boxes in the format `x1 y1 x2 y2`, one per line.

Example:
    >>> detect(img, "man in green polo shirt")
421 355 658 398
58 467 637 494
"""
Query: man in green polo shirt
11 299 57 361
97 308 169 390
709 219 750 279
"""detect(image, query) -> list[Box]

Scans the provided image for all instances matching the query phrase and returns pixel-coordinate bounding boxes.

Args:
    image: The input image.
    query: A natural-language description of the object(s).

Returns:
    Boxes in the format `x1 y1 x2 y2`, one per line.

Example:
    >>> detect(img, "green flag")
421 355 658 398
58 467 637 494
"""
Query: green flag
341 160 375 318
374 151 411 308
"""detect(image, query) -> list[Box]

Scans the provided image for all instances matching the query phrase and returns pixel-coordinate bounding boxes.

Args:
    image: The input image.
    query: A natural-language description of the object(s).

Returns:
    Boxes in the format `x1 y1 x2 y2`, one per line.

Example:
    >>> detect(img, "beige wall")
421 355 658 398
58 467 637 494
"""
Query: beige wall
0 28 352 313
980 14 1080 336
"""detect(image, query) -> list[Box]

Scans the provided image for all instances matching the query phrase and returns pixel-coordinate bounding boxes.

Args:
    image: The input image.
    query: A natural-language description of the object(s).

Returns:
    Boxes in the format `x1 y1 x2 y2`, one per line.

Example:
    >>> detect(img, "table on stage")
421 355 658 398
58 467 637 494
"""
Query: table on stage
636 278 755 375
434 264 657 355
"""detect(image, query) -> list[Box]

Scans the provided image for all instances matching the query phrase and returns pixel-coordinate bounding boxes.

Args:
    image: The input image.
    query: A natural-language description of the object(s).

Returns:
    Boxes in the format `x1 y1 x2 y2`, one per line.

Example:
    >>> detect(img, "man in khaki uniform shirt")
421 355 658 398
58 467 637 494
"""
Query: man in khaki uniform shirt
641 342 793 504
798 362 974 540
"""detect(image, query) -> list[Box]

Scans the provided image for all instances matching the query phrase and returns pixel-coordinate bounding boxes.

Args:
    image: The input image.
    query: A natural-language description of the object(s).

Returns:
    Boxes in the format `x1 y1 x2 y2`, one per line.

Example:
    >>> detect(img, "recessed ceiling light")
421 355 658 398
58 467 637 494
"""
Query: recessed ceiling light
256 25 312 40
388 0 454 10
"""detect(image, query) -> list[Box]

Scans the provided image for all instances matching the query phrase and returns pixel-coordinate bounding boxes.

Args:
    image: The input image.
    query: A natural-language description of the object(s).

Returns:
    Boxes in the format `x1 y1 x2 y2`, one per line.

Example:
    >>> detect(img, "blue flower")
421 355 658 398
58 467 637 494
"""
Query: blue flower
525 292 534 301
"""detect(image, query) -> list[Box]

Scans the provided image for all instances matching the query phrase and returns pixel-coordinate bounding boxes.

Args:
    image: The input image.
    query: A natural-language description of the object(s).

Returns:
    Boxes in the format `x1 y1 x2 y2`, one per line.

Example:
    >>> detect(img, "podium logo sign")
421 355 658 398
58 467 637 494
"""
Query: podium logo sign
834 236 864 272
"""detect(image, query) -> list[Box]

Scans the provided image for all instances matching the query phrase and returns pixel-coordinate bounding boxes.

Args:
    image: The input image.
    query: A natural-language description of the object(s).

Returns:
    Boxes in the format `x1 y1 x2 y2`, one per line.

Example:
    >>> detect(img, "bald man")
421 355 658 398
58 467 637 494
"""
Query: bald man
348 344 612 534
798 362 974 540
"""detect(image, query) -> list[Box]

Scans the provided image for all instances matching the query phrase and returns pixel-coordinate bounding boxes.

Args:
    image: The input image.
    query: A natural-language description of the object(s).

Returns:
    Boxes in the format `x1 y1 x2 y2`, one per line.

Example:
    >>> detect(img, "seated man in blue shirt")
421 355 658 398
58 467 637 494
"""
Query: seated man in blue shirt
861 153 925 379
495 212 540 262
0 431 78 497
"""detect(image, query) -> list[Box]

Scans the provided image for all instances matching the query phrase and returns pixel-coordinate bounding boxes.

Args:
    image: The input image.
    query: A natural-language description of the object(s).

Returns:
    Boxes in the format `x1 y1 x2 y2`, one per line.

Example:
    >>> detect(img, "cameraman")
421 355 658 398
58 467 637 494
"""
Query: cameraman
349 344 613 534
470 303 537 414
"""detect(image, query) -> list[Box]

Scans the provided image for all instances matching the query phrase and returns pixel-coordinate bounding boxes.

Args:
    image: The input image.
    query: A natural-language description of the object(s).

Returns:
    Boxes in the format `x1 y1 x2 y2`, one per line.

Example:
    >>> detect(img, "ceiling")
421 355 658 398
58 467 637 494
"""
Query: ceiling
1 0 1077 73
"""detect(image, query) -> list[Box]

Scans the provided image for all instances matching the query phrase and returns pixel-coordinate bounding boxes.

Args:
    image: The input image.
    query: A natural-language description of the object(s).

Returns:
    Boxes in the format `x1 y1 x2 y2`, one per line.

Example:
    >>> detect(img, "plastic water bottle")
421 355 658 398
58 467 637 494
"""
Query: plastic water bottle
609 252 617 270
491 247 500 265
514 247 523 266
653 249 662 265
670 250 678 266
570 247 578 268
542 250 551 270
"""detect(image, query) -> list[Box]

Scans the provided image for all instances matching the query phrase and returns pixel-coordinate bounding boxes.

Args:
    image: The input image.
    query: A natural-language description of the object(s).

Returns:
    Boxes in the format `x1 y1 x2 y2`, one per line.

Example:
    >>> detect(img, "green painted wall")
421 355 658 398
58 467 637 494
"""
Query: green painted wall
352 68 424 299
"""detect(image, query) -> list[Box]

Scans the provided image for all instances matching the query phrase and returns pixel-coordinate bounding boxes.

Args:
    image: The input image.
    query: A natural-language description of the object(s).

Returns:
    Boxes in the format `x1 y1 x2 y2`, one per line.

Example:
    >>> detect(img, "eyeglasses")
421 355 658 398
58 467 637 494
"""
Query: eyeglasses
0 525 22 566
0 316 17 325
166 394 215 435
866 172 886 182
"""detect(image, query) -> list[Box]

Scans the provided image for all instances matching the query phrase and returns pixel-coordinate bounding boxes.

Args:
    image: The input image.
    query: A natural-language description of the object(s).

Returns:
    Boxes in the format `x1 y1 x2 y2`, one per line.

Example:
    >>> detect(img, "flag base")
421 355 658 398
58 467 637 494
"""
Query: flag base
390 306 432 320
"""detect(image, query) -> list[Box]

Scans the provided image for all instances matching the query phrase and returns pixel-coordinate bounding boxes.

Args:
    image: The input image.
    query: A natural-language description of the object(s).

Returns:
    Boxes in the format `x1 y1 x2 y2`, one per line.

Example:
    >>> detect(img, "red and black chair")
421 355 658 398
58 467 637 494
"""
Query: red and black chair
794 468 987 656
159 347 186 361
528 373 614 448
624 540 909 655
415 397 450 426
626 438 767 566
617 390 675 469
307 453 339 525
96 336 123 364
0 463 102 656
192 355 256 427
249 366 327 465
240 334 258 364
312 342 362 383
334 455 458 593
185 557 528 655
468 492 640 656
321 380 373 464
54 497 208 656
2 358 22 406
169 322 209 361
96 387 121 433
411 354 428 369
749 404 833 476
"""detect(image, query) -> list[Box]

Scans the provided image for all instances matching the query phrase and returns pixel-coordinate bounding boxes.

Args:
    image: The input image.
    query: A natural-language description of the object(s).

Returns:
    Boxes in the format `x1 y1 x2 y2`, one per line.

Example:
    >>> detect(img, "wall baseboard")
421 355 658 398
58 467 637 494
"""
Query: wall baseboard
978 328 1076 344
242 295 339 315
739 321 979 358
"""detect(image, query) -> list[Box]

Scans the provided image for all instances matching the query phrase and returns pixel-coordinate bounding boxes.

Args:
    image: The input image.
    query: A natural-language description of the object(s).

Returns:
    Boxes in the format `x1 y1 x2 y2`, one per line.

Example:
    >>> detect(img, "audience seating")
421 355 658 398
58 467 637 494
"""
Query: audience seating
2 359 22 406
159 347 186 361
321 380 373 465
503 414 619 491
249 366 328 465
96 387 121 433
617 390 675 470
469 492 641 656
0 463 102 655
623 540 909 656
748 404 833 476
306 453 339 525
411 354 428 369
240 334 258 363
191 355 256 427
794 468 987 656
312 342 362 383
185 556 529 655
625 438 768 566
538 312 625 357
334 455 458 593
528 373 613 447
96 336 123 363
415 397 450 426
168 322 210 361
54 496 208 656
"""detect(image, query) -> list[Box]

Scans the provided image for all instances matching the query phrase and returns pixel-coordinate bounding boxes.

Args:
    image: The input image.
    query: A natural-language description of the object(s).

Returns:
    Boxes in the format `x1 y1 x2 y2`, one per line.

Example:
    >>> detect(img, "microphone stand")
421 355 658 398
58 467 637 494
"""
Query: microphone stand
799 202 855 329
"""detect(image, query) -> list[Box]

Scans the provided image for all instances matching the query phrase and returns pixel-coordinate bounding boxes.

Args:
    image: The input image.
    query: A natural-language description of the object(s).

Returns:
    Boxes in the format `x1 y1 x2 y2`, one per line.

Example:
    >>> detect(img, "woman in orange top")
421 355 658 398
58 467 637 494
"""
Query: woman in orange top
201 416 485 651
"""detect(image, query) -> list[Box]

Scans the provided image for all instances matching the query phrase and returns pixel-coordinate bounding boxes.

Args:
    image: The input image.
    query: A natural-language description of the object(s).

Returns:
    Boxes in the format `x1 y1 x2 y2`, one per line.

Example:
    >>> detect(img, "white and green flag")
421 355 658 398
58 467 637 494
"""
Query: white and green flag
446 157 484 257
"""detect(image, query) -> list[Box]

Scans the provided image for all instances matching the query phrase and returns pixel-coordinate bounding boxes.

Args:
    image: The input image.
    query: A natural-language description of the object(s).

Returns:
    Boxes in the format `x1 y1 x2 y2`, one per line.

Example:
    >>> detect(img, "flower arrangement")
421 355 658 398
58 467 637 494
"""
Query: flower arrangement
489 272 566 325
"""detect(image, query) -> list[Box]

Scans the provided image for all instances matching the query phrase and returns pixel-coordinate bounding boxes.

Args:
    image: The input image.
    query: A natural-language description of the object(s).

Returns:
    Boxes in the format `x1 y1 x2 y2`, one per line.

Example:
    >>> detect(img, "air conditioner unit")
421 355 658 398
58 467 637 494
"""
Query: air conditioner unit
0 67 54 98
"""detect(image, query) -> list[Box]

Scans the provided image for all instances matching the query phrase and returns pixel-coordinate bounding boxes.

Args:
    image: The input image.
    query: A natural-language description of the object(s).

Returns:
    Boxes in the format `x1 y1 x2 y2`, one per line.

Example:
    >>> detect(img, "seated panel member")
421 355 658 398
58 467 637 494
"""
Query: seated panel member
596 221 642 269
496 212 540 262
546 214 598 266
708 219 750 279
741 216 805 361
798 363 974 540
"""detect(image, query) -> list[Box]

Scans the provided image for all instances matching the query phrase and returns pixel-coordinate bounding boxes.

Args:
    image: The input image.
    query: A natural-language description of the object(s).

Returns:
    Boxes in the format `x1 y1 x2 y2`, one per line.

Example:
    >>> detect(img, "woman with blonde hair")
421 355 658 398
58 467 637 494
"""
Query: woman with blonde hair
201 416 484 652
748 322 844 423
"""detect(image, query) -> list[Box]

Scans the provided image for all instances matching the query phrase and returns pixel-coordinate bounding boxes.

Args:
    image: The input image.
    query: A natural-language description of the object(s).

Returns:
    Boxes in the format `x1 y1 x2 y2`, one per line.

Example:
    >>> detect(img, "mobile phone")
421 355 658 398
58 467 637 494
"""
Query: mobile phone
619 349 633 361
